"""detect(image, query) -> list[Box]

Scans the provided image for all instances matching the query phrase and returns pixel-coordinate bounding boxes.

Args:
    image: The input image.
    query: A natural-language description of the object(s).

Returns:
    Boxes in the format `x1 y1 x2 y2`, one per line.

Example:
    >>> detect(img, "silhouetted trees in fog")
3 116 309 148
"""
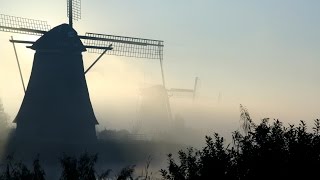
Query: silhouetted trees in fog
0 153 138 180
0 99 9 132
161 118 320 180
0 155 45 180
0 99 10 158
2 119 320 179
2 98 320 179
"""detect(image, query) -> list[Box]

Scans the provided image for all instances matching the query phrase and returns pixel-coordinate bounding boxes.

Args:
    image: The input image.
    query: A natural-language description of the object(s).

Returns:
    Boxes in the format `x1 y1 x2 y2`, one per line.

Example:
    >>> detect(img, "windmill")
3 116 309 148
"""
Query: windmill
0 0 164 143
167 76 199 103
135 77 199 134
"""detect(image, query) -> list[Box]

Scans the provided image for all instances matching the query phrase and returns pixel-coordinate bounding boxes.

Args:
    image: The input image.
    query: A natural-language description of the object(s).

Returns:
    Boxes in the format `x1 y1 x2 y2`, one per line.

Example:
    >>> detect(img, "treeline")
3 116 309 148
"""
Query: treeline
2 101 320 179
0 99 9 132
161 118 320 180
0 153 139 180
2 118 320 180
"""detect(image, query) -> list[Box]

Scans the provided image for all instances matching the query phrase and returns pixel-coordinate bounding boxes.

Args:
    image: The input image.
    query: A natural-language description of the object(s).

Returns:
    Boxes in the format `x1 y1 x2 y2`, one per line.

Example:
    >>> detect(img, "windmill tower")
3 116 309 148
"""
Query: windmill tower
136 77 199 134
0 0 164 143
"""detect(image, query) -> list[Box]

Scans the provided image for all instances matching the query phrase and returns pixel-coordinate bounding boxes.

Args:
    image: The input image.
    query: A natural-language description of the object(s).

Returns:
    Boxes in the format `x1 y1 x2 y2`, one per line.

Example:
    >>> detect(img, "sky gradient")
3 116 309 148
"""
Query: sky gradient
0 0 319 134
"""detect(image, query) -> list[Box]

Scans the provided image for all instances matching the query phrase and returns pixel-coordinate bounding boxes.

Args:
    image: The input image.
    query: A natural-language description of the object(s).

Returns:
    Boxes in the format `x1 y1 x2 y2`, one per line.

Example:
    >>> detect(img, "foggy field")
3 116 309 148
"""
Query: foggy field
2 118 320 179
1 0 320 179
0 129 185 179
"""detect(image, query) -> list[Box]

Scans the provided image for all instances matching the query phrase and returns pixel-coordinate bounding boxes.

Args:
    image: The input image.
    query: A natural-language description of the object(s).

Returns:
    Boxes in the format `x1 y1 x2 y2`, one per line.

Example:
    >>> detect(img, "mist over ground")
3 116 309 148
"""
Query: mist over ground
0 1 320 179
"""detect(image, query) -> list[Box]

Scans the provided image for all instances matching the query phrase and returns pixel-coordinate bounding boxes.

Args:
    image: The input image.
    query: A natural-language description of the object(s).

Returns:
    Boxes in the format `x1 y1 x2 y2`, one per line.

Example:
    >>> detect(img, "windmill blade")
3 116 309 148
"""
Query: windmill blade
9 39 113 51
193 77 199 101
167 88 194 93
0 14 50 36
67 0 81 21
67 0 81 27
167 88 194 99
9 38 113 52
82 32 164 59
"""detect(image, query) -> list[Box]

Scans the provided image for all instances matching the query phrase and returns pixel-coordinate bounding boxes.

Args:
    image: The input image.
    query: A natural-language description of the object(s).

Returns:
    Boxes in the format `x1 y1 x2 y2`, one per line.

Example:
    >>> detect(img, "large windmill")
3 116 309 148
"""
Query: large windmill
0 0 164 143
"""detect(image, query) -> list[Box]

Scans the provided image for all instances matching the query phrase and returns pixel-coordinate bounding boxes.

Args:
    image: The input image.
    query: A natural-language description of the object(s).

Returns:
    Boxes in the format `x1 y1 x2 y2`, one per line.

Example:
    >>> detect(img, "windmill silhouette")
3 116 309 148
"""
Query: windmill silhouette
135 77 199 134
0 0 164 143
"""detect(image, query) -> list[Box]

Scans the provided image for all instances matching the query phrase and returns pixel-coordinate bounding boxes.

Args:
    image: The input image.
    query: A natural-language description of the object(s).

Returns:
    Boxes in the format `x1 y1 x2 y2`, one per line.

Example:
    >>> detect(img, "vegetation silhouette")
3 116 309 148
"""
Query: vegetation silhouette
0 99 9 133
2 118 320 179
161 116 320 180
0 154 45 180
0 153 142 180
0 99 12 159
59 152 97 180
2 99 320 179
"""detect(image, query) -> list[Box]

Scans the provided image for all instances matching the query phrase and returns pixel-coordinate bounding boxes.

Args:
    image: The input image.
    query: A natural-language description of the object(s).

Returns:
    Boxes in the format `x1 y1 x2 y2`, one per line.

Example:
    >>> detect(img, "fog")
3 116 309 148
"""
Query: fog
80 55 241 147
1 1 320 179
1 51 317 147
0 46 236 142
0 45 244 179
1 0 320 150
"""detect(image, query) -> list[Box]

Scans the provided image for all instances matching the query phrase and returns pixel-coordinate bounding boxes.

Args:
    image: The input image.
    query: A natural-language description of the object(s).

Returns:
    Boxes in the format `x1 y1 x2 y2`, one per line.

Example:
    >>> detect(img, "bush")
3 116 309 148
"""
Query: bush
161 118 320 180
0 154 45 180
59 152 137 180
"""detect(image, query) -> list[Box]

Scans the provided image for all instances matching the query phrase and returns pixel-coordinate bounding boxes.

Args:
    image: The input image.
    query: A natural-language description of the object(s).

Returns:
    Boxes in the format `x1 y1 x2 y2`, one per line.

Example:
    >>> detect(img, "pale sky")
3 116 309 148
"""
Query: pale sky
0 0 319 134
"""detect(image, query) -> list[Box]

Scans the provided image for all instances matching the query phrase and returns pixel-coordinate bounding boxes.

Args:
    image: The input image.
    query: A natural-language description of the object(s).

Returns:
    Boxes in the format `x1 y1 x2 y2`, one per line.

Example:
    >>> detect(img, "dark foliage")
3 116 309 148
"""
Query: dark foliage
0 99 9 131
2 105 320 180
0 154 45 180
59 152 137 180
116 165 135 180
0 152 141 180
161 119 320 180
59 152 97 180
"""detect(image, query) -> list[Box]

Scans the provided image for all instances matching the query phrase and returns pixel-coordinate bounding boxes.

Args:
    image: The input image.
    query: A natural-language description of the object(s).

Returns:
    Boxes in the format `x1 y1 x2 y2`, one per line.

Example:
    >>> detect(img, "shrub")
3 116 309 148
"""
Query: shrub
161 118 320 180
0 154 45 180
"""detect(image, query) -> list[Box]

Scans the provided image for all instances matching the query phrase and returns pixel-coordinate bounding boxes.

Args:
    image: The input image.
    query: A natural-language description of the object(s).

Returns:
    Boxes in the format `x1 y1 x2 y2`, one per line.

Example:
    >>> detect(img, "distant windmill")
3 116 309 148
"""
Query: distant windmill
136 77 199 134
167 77 199 103
166 76 200 119
0 0 164 143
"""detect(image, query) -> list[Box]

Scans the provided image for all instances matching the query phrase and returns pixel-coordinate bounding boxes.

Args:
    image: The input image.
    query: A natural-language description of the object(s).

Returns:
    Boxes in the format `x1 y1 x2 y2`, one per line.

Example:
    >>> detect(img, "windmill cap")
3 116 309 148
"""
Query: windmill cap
30 23 86 52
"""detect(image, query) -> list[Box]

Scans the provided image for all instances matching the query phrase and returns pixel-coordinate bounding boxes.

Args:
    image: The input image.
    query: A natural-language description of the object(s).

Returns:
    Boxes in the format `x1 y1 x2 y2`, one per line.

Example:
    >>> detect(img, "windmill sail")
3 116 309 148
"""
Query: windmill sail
83 32 164 59
67 0 81 21
0 13 163 59
0 14 50 35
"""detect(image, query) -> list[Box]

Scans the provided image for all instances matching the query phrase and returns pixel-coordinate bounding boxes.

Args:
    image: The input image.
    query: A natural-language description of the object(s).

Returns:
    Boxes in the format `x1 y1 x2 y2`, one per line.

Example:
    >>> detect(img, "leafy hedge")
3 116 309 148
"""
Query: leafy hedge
161 118 320 180
1 118 320 180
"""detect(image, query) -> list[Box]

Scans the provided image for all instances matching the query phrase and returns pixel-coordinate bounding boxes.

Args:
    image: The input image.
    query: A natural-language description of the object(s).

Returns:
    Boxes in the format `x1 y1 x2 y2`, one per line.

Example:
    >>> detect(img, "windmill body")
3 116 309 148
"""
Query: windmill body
1 0 164 144
14 24 97 143
137 78 199 134
139 85 171 133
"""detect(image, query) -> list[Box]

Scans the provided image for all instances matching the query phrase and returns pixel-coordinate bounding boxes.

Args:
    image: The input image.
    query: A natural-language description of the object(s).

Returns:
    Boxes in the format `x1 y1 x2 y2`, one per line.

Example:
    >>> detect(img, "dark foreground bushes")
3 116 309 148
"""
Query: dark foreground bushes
2 118 320 179
0 155 45 180
161 118 320 180
0 153 137 180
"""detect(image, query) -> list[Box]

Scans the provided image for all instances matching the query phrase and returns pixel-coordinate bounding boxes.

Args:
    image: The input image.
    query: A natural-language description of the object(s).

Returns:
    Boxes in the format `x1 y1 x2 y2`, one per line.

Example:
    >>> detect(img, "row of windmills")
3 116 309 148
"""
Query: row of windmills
0 0 199 144
0 0 165 144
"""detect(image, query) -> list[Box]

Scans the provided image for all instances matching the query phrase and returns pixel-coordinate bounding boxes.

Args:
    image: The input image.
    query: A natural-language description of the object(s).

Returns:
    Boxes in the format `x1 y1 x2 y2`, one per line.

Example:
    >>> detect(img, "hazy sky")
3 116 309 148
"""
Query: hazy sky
0 0 319 133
